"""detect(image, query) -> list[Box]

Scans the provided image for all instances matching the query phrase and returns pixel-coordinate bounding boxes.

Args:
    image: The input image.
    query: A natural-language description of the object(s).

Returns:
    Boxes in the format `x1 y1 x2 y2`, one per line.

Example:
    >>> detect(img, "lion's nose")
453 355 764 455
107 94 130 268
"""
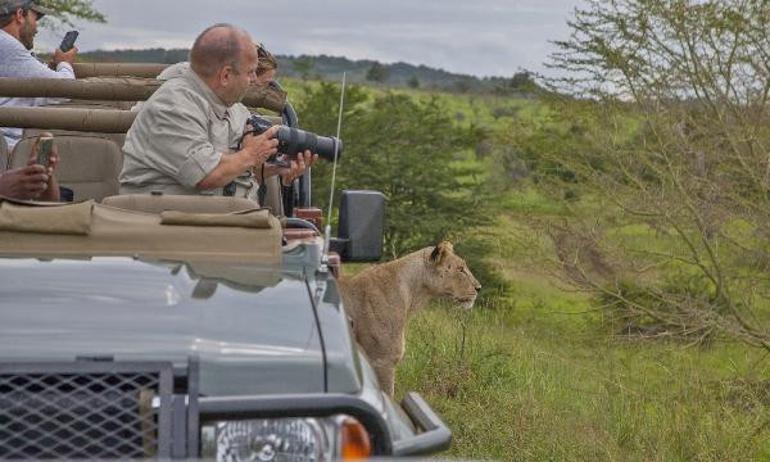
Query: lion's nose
474 284 481 293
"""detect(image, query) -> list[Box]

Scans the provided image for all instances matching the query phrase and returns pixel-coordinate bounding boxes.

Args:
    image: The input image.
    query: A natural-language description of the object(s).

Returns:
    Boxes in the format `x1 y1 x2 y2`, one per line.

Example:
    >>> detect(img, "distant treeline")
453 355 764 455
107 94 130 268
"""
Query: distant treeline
78 48 539 95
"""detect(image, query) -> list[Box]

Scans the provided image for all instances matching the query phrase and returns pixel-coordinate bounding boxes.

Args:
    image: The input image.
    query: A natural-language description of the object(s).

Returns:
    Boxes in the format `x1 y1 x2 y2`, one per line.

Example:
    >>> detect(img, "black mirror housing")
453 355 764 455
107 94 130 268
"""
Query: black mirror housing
331 190 385 262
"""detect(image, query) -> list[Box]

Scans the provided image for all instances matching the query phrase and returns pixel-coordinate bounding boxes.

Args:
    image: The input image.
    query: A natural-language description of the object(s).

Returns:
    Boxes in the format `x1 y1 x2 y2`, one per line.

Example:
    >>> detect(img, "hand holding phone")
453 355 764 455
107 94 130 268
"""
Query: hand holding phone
59 31 79 52
35 136 54 168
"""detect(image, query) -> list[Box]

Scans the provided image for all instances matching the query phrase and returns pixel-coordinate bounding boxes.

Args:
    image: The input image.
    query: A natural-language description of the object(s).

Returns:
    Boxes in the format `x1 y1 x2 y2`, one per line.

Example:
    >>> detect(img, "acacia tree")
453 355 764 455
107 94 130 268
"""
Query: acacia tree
542 0 770 348
38 0 105 26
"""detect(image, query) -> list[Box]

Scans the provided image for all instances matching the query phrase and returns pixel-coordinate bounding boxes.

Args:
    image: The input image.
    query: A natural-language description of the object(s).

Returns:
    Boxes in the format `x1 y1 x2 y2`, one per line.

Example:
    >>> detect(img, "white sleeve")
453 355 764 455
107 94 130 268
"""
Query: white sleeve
3 46 75 80
11 51 76 106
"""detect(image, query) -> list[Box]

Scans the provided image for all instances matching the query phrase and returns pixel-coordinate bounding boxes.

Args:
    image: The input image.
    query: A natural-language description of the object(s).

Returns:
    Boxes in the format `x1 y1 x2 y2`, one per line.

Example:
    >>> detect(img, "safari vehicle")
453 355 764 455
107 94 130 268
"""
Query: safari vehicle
0 64 451 460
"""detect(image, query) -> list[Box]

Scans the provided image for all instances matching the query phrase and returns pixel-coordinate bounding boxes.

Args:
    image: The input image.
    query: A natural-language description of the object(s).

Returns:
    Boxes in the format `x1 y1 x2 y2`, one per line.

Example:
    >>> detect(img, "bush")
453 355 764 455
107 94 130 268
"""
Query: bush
298 83 491 256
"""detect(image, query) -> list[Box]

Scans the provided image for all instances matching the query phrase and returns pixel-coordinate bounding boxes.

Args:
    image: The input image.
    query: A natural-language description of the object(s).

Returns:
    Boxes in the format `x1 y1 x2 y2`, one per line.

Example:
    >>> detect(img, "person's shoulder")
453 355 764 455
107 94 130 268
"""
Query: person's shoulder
148 76 206 110
0 30 19 48
0 32 35 75
157 62 190 81
136 78 211 129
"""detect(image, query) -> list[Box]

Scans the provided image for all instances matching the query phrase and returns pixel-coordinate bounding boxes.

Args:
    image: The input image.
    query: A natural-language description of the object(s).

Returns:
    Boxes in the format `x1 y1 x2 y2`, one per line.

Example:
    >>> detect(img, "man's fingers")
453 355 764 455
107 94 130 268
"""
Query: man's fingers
20 165 46 175
25 173 49 184
24 180 47 194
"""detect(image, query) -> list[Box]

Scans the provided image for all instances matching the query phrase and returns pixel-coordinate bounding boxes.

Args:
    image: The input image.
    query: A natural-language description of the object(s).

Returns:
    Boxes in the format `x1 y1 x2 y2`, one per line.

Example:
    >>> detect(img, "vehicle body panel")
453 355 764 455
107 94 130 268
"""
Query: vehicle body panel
0 257 342 395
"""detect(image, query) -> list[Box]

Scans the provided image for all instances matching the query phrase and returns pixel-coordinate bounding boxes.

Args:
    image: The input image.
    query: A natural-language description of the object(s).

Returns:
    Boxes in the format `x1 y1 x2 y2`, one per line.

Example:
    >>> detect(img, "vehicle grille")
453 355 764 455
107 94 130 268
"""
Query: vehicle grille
0 361 173 459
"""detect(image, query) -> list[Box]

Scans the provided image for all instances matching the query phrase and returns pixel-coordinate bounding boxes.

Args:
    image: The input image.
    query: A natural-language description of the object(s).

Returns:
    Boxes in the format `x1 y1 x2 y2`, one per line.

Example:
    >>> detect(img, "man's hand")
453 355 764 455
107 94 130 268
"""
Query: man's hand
242 124 279 168
0 165 50 200
196 125 279 191
265 150 318 186
53 46 78 67
29 134 60 177
24 134 60 201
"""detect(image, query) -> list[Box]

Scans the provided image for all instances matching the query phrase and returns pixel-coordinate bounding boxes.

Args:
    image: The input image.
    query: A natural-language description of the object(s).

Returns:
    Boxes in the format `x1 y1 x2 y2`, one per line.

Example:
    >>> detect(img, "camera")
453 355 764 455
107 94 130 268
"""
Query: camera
246 115 343 164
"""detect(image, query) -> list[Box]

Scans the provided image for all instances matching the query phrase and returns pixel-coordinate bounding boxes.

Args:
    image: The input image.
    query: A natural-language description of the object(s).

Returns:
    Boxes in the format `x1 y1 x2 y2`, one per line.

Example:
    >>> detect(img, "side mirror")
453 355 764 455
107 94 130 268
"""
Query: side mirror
330 190 385 262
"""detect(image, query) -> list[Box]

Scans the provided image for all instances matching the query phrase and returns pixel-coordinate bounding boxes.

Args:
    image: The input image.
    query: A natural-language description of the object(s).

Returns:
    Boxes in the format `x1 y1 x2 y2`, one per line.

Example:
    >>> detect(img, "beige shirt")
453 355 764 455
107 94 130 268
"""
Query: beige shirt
119 66 251 196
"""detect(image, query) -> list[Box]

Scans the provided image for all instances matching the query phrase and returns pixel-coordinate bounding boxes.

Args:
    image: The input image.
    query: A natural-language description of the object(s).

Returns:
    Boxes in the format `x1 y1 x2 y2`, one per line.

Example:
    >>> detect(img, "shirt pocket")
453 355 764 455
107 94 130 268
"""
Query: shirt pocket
208 117 232 154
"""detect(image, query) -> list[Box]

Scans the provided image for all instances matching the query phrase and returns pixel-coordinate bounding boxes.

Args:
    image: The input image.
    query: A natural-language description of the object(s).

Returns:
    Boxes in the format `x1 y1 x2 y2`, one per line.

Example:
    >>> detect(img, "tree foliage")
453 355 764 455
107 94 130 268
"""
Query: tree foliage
291 57 315 80
365 62 389 83
38 0 105 26
541 0 770 348
296 82 491 256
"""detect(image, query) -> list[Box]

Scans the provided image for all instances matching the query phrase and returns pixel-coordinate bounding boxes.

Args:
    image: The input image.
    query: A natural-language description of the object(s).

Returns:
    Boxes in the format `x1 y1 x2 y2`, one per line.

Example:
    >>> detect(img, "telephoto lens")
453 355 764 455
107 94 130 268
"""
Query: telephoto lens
275 126 342 162
246 115 342 162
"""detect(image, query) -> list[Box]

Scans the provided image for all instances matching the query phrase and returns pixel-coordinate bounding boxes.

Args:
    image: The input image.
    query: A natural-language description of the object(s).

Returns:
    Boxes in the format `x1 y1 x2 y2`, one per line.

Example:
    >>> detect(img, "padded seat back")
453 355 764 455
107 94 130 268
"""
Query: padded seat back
21 128 126 149
9 135 123 202
102 194 259 214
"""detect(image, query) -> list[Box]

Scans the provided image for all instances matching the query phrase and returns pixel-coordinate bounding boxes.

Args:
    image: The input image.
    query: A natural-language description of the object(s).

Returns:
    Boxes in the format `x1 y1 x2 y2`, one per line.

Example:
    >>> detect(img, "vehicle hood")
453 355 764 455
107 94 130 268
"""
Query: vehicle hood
0 257 327 396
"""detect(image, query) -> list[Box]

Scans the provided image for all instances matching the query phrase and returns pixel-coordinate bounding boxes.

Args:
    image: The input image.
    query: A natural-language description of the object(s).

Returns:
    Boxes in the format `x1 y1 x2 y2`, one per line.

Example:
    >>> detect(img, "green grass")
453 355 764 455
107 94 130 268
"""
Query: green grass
283 77 770 460
397 282 770 461
392 188 770 461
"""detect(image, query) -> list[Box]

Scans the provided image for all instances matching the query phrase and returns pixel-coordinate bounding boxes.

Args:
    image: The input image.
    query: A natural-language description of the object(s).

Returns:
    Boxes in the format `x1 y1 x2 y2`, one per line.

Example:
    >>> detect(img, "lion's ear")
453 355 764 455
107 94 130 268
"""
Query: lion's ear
430 241 454 264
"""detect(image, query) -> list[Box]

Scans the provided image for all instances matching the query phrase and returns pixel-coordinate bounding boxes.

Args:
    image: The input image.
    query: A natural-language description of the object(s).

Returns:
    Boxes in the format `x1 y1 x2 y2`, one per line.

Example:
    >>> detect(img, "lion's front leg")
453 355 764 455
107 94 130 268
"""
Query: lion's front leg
371 358 397 396
372 333 405 396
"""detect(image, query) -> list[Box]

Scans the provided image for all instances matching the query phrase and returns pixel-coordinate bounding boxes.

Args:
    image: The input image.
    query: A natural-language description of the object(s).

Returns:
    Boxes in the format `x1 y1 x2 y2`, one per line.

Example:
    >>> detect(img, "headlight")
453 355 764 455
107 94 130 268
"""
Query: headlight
201 415 372 462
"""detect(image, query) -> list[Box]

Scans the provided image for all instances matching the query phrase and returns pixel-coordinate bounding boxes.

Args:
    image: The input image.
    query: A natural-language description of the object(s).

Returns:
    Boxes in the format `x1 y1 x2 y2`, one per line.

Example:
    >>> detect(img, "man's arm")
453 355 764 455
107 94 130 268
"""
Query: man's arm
123 90 279 192
195 126 280 190
7 45 76 80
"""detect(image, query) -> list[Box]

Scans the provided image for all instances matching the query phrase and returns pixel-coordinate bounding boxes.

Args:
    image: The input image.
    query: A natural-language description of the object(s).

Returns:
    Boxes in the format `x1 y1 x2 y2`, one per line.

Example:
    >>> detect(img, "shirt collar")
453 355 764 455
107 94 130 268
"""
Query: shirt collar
184 66 231 120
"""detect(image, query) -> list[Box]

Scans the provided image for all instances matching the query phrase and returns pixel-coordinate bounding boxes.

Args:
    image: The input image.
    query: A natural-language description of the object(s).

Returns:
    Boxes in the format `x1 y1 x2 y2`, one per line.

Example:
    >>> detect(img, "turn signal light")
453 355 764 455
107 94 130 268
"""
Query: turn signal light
340 417 372 460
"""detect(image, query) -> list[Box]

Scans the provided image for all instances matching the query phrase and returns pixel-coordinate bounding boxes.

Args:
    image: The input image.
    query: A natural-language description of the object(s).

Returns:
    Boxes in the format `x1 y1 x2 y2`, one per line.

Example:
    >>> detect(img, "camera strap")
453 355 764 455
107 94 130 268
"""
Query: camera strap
257 163 268 206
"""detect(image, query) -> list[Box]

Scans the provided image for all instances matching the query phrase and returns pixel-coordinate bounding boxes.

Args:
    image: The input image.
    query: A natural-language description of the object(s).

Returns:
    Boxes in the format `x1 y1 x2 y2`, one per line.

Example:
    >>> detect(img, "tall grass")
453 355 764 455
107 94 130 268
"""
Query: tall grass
284 76 770 460
398 289 770 460
395 189 770 461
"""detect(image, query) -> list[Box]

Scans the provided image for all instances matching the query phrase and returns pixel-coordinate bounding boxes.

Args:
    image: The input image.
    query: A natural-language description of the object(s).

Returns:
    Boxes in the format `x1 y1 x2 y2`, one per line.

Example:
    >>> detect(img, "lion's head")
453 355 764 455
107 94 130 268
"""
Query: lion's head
423 241 481 309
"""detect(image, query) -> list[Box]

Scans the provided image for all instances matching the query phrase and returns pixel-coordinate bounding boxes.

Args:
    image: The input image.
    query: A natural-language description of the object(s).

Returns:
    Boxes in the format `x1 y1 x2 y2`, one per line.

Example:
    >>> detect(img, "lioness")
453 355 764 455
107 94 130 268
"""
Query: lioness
338 241 481 396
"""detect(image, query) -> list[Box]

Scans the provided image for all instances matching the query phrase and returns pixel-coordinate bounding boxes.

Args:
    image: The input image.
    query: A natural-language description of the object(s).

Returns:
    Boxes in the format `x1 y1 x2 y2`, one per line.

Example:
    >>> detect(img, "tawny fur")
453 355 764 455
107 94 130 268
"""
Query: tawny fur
337 241 481 396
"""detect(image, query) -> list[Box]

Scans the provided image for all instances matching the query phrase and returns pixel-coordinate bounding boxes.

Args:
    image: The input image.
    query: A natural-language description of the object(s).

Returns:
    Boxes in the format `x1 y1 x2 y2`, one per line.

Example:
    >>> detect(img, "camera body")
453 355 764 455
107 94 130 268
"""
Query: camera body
246 115 343 164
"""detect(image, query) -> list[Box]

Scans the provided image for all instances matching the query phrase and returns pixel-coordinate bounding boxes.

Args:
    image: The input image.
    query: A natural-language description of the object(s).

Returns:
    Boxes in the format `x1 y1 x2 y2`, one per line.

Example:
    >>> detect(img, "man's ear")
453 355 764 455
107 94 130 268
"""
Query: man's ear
429 241 454 265
13 8 25 24
219 65 234 86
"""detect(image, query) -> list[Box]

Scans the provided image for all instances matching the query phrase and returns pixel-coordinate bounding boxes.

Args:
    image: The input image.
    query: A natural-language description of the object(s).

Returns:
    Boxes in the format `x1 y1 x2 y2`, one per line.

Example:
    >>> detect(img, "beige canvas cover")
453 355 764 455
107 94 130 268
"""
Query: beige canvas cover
0 198 282 264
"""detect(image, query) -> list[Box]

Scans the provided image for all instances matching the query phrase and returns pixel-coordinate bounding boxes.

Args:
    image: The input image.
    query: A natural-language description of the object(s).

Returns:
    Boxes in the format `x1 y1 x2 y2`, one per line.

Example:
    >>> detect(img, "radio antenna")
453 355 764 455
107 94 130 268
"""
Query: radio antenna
323 72 346 257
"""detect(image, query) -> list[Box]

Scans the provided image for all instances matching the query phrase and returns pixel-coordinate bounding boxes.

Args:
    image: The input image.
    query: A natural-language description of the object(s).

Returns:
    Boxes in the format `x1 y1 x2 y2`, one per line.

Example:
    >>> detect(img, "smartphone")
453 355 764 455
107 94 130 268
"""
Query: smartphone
36 136 54 167
59 31 79 52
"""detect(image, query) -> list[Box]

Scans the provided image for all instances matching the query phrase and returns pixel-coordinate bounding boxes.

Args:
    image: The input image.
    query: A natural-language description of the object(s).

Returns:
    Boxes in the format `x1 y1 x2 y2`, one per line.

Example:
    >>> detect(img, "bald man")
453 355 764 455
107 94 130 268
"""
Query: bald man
119 24 315 199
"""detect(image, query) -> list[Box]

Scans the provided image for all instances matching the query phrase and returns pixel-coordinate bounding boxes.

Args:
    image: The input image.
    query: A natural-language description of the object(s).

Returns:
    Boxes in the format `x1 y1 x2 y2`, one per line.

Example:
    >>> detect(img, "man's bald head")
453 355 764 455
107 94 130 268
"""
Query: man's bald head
190 24 253 78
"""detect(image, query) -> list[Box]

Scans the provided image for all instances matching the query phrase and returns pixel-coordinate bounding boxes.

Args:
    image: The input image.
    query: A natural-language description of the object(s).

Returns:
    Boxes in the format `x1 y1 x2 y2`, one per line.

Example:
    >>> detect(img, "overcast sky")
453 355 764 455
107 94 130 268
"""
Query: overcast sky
37 0 583 78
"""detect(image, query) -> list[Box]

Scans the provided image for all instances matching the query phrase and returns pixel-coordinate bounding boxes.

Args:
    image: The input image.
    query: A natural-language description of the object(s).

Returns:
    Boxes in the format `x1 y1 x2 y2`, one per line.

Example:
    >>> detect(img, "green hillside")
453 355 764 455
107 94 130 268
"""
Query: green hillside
79 48 537 95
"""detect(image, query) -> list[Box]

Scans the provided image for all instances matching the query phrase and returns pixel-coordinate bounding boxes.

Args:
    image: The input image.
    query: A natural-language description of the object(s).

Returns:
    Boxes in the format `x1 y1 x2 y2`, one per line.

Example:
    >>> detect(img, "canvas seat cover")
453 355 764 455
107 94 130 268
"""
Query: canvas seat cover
0 198 282 264
102 194 258 214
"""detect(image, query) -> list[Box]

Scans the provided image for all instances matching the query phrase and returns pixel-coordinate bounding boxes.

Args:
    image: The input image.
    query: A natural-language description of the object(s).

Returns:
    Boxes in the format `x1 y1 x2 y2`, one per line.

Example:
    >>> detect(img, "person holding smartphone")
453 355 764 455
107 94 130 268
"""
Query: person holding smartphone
0 0 78 149
0 133 60 201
